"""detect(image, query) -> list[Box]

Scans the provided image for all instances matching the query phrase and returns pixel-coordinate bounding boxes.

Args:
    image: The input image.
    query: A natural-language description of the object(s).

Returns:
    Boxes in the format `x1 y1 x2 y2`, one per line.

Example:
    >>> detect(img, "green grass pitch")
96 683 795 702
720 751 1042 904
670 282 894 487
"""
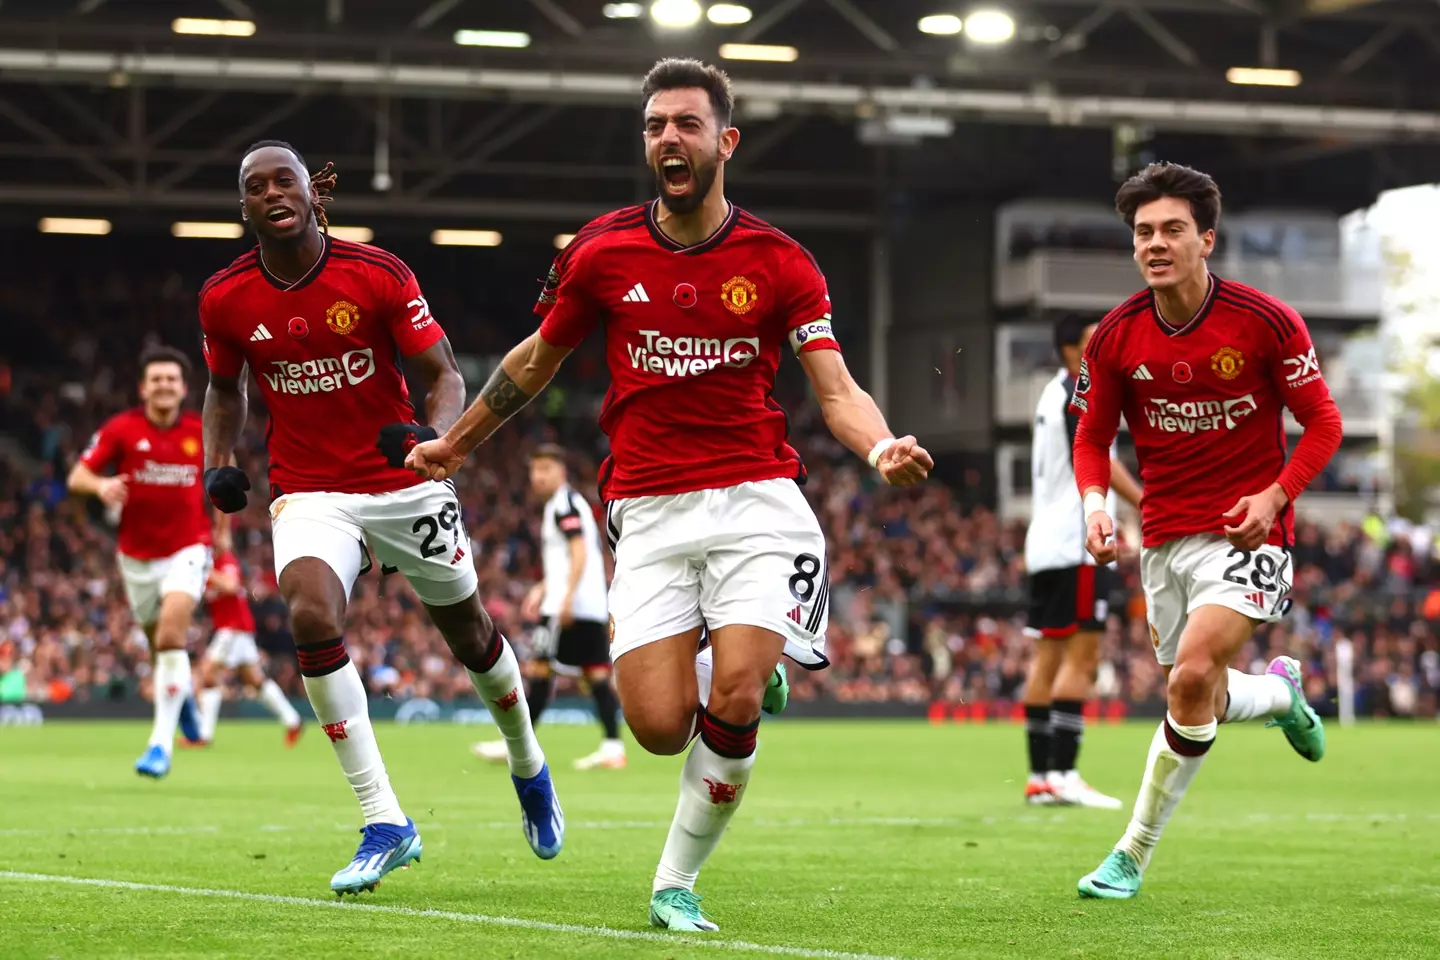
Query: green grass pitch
2 719 1438 959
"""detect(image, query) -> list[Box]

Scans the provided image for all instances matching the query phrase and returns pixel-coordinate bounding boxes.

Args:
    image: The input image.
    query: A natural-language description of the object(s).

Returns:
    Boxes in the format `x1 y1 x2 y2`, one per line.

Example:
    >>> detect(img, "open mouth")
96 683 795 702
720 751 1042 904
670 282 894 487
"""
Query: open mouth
266 206 297 228
1147 258 1173 272
660 156 692 194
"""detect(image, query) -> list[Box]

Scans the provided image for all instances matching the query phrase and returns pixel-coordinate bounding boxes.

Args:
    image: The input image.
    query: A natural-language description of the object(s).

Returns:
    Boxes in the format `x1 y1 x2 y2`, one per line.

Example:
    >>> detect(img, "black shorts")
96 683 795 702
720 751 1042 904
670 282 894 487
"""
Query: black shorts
1026 565 1111 638
550 618 611 668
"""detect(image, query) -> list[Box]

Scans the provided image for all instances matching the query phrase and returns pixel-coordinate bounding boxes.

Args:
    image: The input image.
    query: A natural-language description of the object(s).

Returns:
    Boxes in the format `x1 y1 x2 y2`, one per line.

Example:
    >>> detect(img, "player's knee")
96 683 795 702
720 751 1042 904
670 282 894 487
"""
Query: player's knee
707 670 765 726
629 720 690 756
288 594 344 644
1167 658 1218 709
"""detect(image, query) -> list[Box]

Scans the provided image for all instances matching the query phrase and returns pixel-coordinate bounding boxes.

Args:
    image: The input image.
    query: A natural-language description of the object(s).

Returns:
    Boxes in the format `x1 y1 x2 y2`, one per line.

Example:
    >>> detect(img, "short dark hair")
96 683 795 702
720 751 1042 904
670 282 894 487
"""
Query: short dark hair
641 58 734 128
139 345 192 381
1114 162 1222 234
1053 314 1091 354
530 443 568 465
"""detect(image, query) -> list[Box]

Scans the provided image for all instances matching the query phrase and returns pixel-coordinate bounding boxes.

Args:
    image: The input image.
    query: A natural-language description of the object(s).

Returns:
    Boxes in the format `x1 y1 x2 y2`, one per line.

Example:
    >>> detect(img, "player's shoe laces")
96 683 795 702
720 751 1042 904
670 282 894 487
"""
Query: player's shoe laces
284 721 304 749
470 739 510 764
330 818 422 897
512 763 564 859
177 695 203 746
761 662 788 716
1078 850 1143 899
574 740 627 770
134 744 170 779
1265 656 1326 762
650 888 719 932
1050 771 1124 810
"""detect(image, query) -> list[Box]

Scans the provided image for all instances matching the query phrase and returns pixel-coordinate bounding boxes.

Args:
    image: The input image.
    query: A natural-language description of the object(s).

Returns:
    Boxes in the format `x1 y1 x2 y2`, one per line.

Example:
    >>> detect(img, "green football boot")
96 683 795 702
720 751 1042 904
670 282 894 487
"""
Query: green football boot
650 888 719 932
762 662 788 716
1078 850 1143 900
1265 656 1326 762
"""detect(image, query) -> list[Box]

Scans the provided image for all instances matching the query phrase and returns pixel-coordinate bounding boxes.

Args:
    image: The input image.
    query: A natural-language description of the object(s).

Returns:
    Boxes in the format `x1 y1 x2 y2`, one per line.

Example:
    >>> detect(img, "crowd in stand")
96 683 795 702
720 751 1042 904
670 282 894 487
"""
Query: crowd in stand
1 254 1437 720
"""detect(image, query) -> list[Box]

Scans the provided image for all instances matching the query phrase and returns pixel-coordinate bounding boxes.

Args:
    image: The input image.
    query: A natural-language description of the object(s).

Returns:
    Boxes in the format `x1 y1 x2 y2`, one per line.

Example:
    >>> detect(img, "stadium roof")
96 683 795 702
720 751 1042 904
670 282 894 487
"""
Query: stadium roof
0 0 1436 226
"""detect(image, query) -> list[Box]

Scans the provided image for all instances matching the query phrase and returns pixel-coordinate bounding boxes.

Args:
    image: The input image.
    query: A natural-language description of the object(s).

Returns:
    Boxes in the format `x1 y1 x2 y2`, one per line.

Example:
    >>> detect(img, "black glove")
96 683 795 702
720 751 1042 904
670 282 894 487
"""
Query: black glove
203 466 251 514
377 423 438 468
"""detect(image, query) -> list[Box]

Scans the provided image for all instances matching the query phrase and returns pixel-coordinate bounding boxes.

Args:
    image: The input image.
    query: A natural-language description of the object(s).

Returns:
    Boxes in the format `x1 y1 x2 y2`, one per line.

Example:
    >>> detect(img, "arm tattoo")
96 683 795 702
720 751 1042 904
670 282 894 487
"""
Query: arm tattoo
480 366 535 420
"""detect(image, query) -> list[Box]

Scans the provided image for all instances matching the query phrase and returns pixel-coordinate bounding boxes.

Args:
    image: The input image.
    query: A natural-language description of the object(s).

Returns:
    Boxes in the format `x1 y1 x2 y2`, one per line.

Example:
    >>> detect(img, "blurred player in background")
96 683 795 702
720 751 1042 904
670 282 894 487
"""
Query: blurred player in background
1071 163 1342 899
473 444 624 770
199 141 563 896
406 58 931 933
194 519 303 746
68 345 211 779
1022 315 1141 808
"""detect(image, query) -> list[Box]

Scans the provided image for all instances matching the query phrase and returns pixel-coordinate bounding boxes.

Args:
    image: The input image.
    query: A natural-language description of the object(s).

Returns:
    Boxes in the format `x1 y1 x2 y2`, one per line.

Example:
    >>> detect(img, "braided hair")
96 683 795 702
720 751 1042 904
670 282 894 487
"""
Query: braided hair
240 139 337 233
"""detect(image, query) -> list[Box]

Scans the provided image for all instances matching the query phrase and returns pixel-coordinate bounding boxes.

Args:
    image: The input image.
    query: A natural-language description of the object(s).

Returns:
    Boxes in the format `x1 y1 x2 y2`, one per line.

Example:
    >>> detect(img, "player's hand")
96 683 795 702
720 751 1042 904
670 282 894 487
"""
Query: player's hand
377 423 439 469
1086 510 1118 565
203 466 250 514
559 593 575 628
1223 484 1287 552
405 436 465 481
877 436 933 487
97 475 129 508
521 585 543 623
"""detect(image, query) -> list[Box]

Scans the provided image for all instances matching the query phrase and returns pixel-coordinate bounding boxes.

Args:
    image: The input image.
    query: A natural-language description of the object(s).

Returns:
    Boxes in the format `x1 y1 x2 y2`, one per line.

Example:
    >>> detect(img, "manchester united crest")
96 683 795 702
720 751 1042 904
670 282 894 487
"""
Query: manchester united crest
721 275 758 315
181 437 200 458
1210 346 1244 380
326 300 361 336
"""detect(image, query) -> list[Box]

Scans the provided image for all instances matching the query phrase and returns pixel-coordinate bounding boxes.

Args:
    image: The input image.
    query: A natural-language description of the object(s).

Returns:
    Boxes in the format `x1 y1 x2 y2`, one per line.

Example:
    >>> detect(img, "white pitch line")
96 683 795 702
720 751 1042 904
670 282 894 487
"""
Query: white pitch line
0 871 905 960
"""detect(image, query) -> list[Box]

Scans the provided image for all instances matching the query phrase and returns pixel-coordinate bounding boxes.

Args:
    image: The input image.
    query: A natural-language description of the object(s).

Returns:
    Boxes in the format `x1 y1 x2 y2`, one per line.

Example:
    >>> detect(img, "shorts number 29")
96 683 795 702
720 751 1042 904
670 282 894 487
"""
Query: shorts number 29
412 502 460 558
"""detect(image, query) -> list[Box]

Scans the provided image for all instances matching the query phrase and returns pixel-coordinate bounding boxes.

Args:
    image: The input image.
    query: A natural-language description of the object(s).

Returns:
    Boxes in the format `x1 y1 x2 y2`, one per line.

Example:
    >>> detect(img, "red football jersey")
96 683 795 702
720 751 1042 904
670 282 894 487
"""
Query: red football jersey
536 202 840 500
1072 277 1341 549
199 237 444 496
79 408 210 560
206 550 255 632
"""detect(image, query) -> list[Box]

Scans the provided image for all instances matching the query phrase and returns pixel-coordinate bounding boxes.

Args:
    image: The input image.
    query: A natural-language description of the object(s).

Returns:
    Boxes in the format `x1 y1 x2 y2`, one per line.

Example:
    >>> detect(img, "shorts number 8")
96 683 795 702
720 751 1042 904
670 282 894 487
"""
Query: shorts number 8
788 553 822 603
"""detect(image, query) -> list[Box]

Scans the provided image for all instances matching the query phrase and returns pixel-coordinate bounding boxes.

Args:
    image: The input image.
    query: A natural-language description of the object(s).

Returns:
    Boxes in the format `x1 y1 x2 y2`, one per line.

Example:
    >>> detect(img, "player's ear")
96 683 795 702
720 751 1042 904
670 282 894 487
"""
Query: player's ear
1200 228 1216 257
719 125 739 163
239 200 248 222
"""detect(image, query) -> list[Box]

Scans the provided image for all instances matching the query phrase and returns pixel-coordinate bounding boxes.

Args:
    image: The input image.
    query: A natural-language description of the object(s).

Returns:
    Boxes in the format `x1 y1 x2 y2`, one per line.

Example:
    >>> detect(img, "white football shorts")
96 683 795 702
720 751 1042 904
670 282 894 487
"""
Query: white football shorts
269 479 478 607
117 542 212 627
1140 533 1293 666
605 477 830 669
207 628 260 668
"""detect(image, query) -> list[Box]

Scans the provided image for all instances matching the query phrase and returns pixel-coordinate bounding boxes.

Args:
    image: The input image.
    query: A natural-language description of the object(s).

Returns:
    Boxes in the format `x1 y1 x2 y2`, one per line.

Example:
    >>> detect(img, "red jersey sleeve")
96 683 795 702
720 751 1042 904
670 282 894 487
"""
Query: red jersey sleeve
78 418 121 473
535 245 601 349
199 291 245 378
385 265 446 358
781 248 840 356
1269 308 1343 503
1070 326 1124 496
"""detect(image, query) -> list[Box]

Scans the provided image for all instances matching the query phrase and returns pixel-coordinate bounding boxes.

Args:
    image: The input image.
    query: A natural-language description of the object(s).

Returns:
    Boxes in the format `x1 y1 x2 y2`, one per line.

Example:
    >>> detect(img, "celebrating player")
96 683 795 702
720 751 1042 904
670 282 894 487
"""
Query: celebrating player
406 58 932 932
473 444 624 770
1022 315 1141 808
193 520 304 746
199 141 563 896
1071 163 1342 899
68 345 211 778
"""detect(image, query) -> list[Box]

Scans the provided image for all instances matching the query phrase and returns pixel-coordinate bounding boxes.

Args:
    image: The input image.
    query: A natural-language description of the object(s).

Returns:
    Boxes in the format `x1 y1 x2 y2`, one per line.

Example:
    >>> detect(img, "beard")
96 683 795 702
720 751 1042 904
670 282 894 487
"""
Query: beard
654 155 718 215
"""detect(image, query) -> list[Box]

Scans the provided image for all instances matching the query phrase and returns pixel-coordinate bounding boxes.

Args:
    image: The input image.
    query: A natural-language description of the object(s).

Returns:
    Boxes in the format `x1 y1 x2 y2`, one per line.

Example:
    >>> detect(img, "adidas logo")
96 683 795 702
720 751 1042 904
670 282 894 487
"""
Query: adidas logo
1131 364 1153 381
786 605 802 624
250 324 274 342
1245 591 1264 606
621 283 650 303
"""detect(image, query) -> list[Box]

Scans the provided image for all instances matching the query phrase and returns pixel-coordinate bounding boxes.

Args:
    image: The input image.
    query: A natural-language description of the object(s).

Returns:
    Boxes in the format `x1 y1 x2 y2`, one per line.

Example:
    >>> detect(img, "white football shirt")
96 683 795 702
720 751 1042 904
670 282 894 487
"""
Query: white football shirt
1024 367 1119 573
540 483 608 624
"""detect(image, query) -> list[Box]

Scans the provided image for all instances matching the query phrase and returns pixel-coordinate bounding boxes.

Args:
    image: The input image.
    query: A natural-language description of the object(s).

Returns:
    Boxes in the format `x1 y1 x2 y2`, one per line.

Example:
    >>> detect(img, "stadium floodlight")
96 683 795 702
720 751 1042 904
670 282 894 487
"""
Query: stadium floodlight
603 2 645 17
453 30 531 48
650 0 703 29
707 4 753 25
326 226 374 243
918 14 963 36
38 217 112 236
172 221 245 239
963 8 1015 44
719 43 799 62
1226 66 1302 87
171 18 256 37
431 229 503 247
553 233 576 250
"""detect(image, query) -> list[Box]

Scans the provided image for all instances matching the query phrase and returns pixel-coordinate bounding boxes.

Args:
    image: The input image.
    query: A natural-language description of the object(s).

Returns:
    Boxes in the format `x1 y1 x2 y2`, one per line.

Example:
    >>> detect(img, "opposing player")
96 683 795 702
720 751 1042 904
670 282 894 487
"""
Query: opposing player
194 521 304 746
199 141 563 896
1022 315 1141 808
1071 163 1341 898
406 58 931 931
68 345 211 778
473 444 625 770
